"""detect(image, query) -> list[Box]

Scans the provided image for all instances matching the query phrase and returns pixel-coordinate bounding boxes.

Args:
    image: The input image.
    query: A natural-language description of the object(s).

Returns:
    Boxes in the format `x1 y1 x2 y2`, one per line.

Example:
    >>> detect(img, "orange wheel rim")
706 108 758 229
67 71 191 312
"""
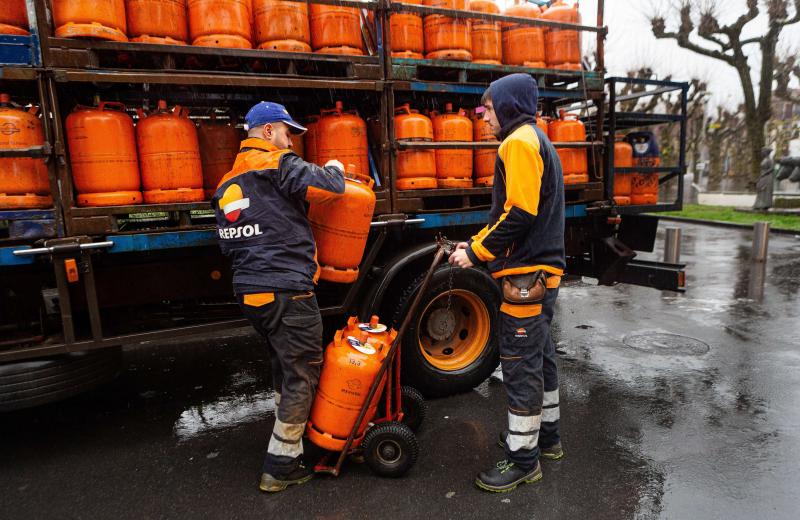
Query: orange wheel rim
417 289 490 371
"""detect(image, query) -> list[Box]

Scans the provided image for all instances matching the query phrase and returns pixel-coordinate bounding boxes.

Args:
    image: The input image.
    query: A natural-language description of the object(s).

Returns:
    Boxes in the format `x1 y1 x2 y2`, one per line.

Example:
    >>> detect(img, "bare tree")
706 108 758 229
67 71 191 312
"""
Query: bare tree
650 0 800 187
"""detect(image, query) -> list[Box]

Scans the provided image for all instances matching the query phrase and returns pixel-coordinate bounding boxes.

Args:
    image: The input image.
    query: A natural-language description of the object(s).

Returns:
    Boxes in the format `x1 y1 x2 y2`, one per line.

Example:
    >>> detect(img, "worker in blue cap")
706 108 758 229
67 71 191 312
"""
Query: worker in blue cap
212 101 345 492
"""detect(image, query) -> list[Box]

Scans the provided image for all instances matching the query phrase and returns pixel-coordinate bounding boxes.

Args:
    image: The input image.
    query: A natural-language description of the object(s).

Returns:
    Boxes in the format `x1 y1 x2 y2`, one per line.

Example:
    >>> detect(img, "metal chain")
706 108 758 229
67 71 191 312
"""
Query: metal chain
436 234 457 315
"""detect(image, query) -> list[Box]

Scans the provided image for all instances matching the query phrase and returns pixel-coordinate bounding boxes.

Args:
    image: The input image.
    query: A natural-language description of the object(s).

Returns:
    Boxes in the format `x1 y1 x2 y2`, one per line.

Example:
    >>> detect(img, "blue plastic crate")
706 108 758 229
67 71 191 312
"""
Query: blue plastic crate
0 33 40 66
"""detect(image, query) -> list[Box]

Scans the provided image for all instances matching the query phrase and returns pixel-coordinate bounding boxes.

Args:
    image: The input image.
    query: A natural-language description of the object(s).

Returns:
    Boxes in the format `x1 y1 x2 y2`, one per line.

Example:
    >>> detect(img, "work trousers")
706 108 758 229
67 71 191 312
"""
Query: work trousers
238 290 324 476
499 284 560 471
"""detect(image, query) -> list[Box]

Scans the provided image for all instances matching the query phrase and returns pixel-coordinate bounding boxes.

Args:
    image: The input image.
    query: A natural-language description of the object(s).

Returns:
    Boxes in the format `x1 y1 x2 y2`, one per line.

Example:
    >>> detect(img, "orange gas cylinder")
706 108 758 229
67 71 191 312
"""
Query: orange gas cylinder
125 0 188 45
136 100 204 203
0 0 30 35
433 103 473 189
548 110 588 185
0 94 51 209
627 131 660 205
472 110 497 187
541 0 581 70
53 0 128 42
303 115 319 165
394 104 437 190
290 133 304 157
188 0 252 48
308 170 376 283
390 10 424 59
66 102 142 207
197 117 240 198
612 136 632 206
310 4 364 55
307 316 397 451
501 1 545 67
253 0 310 52
536 115 548 134
468 0 501 65
316 101 368 176
423 0 472 61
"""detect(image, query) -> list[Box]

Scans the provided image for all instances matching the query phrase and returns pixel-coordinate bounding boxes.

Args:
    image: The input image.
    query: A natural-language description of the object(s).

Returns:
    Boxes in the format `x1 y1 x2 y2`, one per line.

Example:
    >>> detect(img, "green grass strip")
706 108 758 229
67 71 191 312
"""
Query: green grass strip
661 204 800 232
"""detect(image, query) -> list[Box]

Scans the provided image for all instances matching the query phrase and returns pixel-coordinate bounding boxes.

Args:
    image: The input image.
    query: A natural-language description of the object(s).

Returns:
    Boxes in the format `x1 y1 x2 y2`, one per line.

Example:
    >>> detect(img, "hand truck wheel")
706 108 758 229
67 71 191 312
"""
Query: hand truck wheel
362 421 418 478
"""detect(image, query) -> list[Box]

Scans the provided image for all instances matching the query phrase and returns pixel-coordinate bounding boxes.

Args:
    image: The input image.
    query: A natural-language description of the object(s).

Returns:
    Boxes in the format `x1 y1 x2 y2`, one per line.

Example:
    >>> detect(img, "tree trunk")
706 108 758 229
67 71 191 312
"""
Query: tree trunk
707 130 724 191
746 118 765 188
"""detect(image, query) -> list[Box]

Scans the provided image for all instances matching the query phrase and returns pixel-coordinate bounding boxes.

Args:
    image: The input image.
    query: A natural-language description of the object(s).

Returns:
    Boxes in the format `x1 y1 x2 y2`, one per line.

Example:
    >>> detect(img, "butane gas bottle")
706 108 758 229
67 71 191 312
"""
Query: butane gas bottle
613 135 633 206
541 0 581 70
307 316 397 451
433 103 473 188
136 100 204 203
390 8 424 59
66 101 143 206
548 109 588 184
472 110 497 187
197 116 241 198
468 0 501 65
310 4 364 55
308 170 376 283
53 0 128 42
289 132 304 158
502 1 545 68
188 0 252 48
0 94 51 209
394 104 437 190
125 0 188 45
627 131 660 205
0 0 30 36
253 0 311 52
422 0 472 61
317 101 368 176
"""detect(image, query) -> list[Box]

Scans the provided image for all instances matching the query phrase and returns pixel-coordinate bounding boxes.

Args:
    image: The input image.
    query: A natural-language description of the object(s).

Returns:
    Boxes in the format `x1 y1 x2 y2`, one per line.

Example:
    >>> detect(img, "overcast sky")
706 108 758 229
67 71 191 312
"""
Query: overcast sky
497 0 800 109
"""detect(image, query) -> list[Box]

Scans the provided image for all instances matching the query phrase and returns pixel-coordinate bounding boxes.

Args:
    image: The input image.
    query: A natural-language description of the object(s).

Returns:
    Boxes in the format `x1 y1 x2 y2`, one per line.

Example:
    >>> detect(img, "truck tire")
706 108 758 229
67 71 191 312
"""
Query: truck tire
391 266 500 397
0 349 122 412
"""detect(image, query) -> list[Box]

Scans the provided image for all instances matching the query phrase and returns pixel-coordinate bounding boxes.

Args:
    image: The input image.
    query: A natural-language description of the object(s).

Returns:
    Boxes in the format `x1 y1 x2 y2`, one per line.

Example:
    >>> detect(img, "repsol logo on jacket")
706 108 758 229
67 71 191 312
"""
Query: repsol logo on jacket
217 183 263 240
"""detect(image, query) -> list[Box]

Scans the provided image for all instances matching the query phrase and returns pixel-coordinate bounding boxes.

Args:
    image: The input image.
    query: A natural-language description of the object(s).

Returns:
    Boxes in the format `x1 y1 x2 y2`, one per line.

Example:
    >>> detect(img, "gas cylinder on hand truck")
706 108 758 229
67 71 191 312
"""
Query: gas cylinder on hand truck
253 0 311 52
197 116 241 198
394 104 437 190
188 0 252 49
136 100 204 203
422 0 472 62
308 168 376 284
501 0 545 68
125 0 189 45
433 103 473 189
66 101 143 206
627 131 660 205
0 94 51 209
52 0 129 42
0 0 30 36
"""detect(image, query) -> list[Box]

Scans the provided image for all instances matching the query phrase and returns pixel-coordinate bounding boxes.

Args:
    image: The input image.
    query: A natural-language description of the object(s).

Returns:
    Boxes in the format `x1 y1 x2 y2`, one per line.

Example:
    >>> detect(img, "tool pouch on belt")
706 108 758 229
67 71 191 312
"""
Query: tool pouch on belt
502 271 546 304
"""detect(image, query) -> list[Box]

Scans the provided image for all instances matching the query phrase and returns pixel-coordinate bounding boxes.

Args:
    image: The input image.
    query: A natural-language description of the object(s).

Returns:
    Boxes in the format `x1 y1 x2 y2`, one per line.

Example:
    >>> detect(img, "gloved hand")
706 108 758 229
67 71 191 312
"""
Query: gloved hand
324 159 344 172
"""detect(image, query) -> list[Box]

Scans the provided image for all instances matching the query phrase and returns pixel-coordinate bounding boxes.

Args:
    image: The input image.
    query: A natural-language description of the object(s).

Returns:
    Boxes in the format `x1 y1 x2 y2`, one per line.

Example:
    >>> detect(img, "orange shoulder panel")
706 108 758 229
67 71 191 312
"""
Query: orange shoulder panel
216 148 291 189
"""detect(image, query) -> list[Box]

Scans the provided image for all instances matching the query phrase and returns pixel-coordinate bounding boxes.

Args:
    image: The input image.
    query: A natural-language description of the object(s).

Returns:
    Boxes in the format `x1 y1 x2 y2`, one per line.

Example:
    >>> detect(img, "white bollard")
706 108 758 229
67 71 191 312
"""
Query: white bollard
663 227 681 264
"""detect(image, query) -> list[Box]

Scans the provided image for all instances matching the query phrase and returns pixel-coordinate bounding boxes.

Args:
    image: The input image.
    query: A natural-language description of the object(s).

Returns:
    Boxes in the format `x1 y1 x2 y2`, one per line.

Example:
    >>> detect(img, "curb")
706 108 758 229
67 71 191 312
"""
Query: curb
654 215 800 236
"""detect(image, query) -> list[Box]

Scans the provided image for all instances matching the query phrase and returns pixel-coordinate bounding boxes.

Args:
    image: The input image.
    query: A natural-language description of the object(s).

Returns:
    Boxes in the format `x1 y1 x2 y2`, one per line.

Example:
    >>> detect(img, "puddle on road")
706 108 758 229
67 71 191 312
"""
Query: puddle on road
173 389 276 441
622 332 710 356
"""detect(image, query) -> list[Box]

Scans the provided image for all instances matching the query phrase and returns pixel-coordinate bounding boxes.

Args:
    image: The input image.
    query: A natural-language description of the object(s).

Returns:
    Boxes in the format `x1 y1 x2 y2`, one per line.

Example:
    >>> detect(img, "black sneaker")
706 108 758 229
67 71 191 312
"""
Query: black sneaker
497 431 564 460
475 460 542 493
259 461 314 493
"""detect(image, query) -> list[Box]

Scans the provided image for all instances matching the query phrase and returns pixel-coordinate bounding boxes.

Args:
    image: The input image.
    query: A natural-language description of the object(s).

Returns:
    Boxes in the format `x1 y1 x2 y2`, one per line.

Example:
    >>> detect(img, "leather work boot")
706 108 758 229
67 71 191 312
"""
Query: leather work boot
259 461 314 493
497 430 564 460
475 460 542 493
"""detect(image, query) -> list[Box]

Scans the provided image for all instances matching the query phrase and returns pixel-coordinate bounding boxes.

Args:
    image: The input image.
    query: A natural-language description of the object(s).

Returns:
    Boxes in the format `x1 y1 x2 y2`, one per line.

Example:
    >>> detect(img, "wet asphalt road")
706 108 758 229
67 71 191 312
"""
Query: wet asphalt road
2 222 799 520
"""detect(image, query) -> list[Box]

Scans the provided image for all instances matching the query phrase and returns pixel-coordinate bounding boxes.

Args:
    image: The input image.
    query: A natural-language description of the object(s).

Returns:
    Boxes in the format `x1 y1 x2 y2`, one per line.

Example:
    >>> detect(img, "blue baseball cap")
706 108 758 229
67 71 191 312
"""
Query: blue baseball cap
244 101 307 135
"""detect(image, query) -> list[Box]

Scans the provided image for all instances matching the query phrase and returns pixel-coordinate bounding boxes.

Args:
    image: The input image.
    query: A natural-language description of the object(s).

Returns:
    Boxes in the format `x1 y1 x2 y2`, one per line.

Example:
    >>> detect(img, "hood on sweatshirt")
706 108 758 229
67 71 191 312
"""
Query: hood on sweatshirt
488 73 539 141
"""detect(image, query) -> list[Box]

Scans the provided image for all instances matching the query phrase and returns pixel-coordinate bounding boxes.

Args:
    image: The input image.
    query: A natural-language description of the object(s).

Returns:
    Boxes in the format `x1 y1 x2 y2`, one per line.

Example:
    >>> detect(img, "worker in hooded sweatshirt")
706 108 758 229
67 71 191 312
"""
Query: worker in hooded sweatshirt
449 74 565 492
212 101 345 492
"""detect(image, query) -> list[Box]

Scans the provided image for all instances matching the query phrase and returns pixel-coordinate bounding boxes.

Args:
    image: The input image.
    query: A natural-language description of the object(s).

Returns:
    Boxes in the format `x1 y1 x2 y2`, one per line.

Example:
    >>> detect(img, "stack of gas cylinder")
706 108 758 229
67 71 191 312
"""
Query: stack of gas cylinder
64 99 242 206
49 0 366 55
0 94 51 209
0 0 31 36
388 0 582 70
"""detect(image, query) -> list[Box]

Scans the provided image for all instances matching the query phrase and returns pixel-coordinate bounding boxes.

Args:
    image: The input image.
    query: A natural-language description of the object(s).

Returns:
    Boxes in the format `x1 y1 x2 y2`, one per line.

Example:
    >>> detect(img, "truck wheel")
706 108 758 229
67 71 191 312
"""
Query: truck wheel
400 386 426 432
0 349 122 412
363 421 418 478
391 266 500 397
